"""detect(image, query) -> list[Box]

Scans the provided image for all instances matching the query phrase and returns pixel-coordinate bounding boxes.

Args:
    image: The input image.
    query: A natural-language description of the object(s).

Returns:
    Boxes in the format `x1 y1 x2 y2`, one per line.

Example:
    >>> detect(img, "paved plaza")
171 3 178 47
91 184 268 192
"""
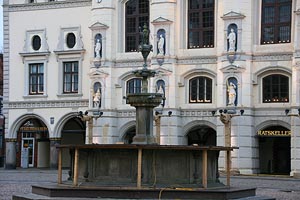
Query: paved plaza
0 168 299 200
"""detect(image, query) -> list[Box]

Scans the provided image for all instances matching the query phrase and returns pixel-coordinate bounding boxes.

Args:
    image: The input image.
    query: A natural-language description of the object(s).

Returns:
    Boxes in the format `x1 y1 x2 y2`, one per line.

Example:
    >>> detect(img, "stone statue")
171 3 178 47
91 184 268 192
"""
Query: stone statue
227 81 236 106
142 24 150 45
227 28 236 52
95 39 101 58
158 34 165 55
93 88 101 108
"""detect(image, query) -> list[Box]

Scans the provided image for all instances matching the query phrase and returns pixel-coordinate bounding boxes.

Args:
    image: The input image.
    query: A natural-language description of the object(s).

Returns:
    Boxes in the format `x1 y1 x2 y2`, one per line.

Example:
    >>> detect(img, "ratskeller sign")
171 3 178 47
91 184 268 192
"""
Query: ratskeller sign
257 130 291 136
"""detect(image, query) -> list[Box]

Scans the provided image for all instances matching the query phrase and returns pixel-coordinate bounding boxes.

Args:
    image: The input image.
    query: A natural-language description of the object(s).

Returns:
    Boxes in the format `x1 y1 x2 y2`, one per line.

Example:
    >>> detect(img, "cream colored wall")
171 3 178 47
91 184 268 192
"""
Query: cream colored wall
9 6 91 101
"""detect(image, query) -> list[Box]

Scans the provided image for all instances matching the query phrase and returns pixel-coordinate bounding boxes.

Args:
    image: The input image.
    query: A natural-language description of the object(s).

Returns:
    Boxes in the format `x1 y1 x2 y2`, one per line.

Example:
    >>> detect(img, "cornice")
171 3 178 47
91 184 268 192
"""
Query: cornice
8 0 92 12
8 99 89 109
177 56 218 65
252 53 293 61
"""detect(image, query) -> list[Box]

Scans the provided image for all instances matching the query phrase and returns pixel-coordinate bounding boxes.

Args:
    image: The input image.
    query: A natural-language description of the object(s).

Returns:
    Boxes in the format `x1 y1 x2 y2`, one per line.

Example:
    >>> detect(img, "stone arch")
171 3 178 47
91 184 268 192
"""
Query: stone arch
255 120 290 134
119 121 136 143
10 114 49 139
253 66 292 84
53 112 80 138
183 120 217 146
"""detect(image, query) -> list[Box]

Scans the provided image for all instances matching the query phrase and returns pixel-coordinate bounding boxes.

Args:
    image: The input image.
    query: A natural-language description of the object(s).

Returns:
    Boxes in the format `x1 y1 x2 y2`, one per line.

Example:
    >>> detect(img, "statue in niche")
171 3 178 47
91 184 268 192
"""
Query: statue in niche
93 87 101 108
94 39 102 58
227 81 236 106
227 28 236 52
156 80 166 107
158 34 165 55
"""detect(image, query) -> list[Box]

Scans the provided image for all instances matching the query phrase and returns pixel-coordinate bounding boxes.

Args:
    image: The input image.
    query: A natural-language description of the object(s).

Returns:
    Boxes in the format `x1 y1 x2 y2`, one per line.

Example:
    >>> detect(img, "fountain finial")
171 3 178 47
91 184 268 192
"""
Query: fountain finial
142 24 150 45
138 24 152 68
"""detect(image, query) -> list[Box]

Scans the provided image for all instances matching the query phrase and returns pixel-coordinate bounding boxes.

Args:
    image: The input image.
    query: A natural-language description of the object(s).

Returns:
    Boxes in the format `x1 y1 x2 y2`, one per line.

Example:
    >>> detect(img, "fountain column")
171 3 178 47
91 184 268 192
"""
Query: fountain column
126 25 163 144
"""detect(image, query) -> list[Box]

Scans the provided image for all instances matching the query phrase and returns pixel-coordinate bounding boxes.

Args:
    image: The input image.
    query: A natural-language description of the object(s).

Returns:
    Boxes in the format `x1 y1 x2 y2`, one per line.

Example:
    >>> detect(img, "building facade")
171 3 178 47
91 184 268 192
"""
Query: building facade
3 0 300 176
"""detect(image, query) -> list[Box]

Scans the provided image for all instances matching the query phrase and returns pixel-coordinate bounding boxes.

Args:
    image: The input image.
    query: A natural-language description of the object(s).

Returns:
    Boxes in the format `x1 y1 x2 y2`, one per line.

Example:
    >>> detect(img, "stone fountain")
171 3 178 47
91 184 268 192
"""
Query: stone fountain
12 26 261 200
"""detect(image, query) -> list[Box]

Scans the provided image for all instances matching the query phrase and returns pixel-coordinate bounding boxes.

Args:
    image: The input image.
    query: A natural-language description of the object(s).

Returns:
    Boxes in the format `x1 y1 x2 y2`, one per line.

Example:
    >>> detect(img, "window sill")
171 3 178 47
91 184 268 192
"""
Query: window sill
23 94 48 99
57 93 83 98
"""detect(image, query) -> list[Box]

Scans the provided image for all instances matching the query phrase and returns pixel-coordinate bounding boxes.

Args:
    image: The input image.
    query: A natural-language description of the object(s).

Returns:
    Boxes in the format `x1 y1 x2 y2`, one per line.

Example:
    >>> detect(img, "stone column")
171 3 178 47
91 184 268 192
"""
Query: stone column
154 114 162 144
50 138 61 169
5 138 17 169
133 106 156 144
219 113 232 147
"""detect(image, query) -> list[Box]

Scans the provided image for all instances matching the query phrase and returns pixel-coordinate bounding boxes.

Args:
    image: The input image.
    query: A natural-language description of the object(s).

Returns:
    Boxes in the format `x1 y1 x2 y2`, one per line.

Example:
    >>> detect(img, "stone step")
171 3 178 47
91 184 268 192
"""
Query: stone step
13 193 275 200
231 196 276 200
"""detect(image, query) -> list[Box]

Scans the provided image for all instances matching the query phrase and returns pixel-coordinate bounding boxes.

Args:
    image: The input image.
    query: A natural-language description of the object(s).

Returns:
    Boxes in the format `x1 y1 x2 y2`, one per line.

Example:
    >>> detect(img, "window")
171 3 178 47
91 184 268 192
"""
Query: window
263 74 289 103
29 63 44 95
188 0 215 49
66 33 76 48
125 0 149 52
189 76 212 103
63 61 78 93
261 0 292 44
32 35 41 51
127 78 142 94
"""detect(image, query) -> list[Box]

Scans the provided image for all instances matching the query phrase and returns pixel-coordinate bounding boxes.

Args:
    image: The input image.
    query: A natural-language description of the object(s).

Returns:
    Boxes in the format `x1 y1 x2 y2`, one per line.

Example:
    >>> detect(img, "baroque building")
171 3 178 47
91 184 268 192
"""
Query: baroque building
3 0 300 177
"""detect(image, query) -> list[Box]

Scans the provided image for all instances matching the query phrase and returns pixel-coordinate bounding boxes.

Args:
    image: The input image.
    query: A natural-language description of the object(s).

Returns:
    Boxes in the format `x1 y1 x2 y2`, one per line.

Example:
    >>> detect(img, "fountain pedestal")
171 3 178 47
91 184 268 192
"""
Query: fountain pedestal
127 93 163 144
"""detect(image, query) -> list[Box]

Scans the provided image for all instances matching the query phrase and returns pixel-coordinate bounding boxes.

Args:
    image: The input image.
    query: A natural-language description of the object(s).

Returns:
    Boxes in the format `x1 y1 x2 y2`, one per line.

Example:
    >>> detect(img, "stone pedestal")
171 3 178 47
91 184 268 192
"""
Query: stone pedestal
50 138 61 169
127 93 163 144
5 139 17 169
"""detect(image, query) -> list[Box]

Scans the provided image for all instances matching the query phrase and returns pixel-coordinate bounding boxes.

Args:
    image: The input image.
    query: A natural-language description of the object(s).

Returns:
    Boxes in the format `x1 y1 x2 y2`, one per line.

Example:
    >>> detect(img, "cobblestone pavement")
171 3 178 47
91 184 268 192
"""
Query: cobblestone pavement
0 168 300 200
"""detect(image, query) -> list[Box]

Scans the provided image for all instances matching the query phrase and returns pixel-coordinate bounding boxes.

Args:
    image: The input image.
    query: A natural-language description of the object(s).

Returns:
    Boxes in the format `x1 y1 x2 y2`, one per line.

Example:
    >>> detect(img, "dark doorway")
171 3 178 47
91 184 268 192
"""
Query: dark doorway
258 126 291 175
123 127 136 144
61 117 85 168
187 126 216 146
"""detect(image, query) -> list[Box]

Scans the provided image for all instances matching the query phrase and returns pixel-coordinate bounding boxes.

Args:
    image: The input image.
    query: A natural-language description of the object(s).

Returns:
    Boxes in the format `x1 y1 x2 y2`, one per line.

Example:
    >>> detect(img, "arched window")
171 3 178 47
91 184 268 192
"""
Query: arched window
189 76 212 103
188 0 215 49
261 0 292 44
263 74 289 103
127 78 142 94
125 0 149 52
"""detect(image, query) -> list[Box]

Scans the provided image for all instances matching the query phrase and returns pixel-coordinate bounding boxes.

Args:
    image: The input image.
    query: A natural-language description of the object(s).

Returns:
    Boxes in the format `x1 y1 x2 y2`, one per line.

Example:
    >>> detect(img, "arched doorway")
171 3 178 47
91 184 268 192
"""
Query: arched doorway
258 126 291 175
17 118 49 168
123 127 136 144
186 125 216 146
61 117 85 167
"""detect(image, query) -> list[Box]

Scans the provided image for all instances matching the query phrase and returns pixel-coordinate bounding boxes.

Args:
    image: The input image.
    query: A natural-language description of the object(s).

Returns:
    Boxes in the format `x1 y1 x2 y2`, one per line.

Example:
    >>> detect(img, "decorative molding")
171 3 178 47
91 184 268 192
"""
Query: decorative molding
88 68 110 78
115 60 145 68
8 99 89 109
89 22 109 31
151 17 173 25
118 111 136 117
221 11 246 20
153 66 172 77
180 110 215 117
177 57 217 65
253 53 293 61
220 64 246 73
54 49 86 56
8 0 92 12
252 66 292 84
19 51 51 63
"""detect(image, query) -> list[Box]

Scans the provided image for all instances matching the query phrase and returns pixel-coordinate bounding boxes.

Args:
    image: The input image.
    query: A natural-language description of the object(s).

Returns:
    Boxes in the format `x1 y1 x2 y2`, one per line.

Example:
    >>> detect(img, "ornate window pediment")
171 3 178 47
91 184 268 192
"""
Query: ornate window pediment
221 11 246 20
151 17 173 25
54 26 85 56
19 29 50 61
